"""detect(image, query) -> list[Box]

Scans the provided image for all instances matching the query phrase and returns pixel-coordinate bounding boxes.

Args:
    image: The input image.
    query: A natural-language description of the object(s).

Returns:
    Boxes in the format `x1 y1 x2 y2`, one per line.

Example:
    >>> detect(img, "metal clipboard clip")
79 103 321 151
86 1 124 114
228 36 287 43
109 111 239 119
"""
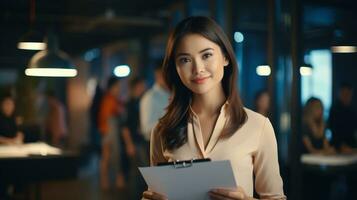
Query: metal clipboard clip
157 158 211 168
173 159 194 168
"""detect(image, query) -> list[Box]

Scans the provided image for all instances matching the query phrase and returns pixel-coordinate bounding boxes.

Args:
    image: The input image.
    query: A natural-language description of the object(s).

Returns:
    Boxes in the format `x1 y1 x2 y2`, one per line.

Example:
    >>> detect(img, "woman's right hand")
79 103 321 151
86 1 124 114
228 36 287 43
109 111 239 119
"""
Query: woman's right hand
142 190 167 200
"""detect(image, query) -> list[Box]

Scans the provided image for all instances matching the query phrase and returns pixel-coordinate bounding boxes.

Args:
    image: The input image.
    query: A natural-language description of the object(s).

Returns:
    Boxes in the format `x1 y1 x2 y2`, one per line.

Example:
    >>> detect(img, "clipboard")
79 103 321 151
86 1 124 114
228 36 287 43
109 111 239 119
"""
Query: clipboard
139 159 237 200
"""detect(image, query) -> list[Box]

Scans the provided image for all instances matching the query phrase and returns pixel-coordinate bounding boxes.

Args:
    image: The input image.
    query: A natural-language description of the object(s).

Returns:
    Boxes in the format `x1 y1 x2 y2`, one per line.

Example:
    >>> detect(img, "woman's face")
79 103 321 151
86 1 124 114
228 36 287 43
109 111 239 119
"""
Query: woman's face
312 101 323 119
1 98 15 117
174 34 228 95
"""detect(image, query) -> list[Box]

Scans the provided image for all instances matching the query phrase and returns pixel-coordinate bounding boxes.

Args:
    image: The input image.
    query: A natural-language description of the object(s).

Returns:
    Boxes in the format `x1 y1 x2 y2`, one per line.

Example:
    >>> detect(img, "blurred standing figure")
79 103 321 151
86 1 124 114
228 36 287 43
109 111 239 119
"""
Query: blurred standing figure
0 95 24 145
121 77 147 198
328 82 356 153
122 77 147 163
89 85 104 154
254 89 270 117
97 76 125 190
140 62 170 143
302 97 335 154
45 91 67 147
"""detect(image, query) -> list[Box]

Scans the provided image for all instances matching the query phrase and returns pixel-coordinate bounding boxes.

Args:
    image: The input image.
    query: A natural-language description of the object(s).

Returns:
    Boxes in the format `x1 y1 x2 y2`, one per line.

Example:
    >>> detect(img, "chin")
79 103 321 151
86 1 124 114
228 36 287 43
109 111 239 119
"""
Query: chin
189 86 212 95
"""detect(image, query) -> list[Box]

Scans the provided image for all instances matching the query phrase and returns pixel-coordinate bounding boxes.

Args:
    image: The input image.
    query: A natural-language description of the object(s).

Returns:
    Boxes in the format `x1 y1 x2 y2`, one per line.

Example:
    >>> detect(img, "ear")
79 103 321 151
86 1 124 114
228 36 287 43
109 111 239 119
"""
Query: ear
223 57 229 67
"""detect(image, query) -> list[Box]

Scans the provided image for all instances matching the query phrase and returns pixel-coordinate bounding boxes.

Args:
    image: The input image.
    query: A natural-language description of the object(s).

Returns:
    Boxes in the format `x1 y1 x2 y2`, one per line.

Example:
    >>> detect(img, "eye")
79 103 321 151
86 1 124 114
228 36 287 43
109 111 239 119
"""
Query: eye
202 53 213 60
178 57 191 64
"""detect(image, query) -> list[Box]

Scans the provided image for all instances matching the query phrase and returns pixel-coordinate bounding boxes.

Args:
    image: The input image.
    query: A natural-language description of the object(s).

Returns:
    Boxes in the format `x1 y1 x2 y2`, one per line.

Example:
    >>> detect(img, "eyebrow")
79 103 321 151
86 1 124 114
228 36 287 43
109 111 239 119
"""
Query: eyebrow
176 48 214 57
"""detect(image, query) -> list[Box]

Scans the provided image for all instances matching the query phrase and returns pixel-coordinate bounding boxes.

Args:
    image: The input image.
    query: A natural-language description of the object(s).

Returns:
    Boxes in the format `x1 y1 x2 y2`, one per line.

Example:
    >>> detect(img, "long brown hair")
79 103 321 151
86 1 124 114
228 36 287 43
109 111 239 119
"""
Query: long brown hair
302 97 325 138
158 16 247 150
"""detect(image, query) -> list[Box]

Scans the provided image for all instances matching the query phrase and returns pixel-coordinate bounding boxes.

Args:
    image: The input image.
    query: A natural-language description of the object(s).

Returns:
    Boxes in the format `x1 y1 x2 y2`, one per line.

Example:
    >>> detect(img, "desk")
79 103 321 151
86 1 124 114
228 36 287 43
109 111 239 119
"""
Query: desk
301 154 357 174
0 143 79 199
301 154 357 200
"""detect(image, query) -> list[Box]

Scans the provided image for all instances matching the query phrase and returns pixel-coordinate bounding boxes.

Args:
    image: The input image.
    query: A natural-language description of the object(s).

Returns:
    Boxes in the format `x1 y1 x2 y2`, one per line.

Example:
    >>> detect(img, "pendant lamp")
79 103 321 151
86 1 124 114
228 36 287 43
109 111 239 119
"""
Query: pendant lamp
17 0 46 50
330 30 357 53
25 32 77 77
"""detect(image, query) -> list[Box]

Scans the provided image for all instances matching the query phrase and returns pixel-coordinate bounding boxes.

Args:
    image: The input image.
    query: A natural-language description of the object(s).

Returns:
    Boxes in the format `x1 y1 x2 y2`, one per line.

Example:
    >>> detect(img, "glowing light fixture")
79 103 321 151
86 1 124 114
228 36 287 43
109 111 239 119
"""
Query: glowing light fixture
26 32 77 77
114 65 131 77
330 46 357 53
256 65 271 76
234 32 244 43
300 67 312 76
18 0 46 50
25 68 77 77
18 42 46 50
18 31 46 50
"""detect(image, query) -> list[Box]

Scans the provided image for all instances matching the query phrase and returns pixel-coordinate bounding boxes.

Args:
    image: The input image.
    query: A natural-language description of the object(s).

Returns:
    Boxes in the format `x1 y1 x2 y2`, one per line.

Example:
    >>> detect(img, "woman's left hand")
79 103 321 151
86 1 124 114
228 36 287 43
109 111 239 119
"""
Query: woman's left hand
209 186 254 200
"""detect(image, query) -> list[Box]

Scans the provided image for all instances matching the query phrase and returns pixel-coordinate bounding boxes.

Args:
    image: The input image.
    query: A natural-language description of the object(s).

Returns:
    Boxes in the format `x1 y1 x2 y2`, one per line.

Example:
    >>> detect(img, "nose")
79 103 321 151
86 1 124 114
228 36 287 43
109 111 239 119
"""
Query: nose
192 58 204 74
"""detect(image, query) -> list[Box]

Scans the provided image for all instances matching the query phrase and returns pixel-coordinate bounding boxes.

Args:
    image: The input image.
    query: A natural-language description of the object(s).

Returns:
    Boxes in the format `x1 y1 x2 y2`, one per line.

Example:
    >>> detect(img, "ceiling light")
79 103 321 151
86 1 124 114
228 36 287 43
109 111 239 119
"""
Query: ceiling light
25 68 77 77
25 32 77 77
114 65 130 77
18 0 46 50
330 46 357 53
17 30 46 50
234 32 244 43
256 65 271 76
300 67 312 76
300 63 313 76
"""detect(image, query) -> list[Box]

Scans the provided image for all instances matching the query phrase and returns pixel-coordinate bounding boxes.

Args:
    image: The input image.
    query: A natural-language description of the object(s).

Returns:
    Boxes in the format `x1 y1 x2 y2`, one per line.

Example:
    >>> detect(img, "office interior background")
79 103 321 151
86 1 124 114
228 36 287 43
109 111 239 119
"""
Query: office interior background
0 0 356 199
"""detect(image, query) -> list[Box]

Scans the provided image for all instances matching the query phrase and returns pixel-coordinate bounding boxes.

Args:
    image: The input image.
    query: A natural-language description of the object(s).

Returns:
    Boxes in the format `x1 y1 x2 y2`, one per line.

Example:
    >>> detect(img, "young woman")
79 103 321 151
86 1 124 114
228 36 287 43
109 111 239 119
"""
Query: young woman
302 97 335 154
142 16 285 200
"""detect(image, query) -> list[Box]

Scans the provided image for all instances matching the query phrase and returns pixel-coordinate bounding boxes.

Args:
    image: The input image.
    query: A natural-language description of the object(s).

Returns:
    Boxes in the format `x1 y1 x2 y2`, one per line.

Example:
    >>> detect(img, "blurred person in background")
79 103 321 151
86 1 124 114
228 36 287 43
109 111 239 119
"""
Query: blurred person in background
301 97 338 200
328 83 357 200
328 82 356 154
45 90 67 148
121 77 147 198
0 94 23 145
89 84 104 155
140 62 170 148
253 89 270 117
97 76 125 190
0 94 24 200
302 97 335 154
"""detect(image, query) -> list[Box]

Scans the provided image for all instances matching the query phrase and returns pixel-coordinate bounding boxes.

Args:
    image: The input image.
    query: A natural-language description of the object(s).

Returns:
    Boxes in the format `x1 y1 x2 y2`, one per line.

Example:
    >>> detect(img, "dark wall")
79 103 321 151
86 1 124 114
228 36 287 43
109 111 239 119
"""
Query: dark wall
241 31 268 109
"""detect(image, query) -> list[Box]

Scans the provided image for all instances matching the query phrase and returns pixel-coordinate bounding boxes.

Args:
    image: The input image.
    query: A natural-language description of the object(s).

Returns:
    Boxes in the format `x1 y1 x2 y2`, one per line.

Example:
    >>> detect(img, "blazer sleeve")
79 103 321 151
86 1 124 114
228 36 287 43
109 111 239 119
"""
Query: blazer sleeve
150 126 167 166
253 118 286 200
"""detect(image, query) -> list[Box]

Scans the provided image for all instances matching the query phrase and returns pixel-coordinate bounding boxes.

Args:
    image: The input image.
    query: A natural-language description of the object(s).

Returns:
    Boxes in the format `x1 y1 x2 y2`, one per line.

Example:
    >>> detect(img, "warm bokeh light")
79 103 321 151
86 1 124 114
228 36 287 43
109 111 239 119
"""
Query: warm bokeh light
17 42 47 50
256 65 271 76
330 46 357 53
300 66 313 76
25 68 77 77
114 65 131 77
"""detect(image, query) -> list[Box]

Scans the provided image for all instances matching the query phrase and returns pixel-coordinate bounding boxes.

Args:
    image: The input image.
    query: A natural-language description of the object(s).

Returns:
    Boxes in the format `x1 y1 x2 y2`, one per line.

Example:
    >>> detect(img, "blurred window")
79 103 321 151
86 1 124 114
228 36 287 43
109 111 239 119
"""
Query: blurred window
301 49 332 118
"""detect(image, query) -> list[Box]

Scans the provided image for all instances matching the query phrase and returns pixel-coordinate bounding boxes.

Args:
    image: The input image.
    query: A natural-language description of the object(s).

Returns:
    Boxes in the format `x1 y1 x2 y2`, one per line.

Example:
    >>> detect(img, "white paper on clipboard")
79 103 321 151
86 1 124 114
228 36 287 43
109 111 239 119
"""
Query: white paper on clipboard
139 160 237 200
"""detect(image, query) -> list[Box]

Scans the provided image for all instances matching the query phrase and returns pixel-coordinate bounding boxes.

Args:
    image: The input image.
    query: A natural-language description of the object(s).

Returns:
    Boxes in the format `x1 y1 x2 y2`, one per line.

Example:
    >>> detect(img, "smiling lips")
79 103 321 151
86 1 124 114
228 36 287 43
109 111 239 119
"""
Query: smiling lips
192 76 209 84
